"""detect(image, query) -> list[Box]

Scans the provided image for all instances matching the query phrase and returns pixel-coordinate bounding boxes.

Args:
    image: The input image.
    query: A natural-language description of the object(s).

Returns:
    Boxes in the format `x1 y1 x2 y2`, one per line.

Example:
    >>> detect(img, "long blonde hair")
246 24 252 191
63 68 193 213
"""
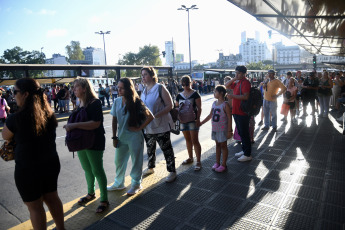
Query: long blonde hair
73 77 98 105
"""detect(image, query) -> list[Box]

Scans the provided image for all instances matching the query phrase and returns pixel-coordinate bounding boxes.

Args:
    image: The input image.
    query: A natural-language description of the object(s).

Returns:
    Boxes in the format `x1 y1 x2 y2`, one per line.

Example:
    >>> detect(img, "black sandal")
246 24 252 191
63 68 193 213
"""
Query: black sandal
78 193 96 204
96 201 109 213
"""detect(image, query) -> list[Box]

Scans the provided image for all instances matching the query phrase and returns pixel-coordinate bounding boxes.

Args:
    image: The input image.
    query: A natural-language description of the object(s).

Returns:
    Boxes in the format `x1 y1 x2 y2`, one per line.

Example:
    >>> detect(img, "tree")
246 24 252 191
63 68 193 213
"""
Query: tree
118 44 162 77
0 46 45 78
246 61 272 70
65 41 85 61
193 64 204 70
137 45 162 66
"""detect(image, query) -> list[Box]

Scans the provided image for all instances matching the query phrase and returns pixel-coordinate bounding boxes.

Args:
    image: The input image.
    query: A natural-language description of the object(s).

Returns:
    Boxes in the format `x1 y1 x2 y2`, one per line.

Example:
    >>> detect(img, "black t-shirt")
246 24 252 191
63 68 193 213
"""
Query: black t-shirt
176 91 201 114
84 99 105 150
6 113 58 166
303 77 319 97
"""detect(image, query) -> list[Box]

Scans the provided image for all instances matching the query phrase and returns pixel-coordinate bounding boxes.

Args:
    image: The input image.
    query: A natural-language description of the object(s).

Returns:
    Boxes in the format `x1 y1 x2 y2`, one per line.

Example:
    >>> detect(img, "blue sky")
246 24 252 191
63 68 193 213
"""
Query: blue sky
0 0 296 65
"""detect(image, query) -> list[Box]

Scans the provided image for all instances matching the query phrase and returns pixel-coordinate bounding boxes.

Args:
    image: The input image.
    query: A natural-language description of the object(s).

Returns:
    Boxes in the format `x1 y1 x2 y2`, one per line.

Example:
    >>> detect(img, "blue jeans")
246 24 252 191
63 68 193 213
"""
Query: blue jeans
263 100 277 129
233 114 251 157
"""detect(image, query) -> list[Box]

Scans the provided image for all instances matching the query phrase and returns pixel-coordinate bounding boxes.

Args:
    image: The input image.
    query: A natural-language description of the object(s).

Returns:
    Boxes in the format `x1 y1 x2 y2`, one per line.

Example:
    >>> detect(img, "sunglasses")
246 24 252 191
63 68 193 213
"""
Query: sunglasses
13 90 21 95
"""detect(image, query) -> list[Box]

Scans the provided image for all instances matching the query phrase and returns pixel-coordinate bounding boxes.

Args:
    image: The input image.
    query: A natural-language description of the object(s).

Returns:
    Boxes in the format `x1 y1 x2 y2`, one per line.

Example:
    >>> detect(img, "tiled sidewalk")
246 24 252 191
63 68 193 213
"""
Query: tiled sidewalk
86 116 345 230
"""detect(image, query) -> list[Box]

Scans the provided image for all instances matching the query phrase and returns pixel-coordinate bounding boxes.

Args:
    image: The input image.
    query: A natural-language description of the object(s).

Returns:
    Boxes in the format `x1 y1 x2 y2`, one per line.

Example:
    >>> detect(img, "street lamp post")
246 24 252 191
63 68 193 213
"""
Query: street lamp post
95 30 111 84
178 5 198 77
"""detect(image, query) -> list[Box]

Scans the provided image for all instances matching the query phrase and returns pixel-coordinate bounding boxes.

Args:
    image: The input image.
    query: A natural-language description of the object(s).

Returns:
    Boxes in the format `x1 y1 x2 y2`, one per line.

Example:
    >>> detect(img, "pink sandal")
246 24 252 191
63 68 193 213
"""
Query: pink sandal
212 163 220 170
215 165 227 173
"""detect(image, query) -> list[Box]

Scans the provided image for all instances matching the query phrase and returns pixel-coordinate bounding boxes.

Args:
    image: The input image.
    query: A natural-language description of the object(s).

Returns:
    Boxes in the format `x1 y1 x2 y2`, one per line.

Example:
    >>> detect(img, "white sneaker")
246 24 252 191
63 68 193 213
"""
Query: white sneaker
127 185 142 196
142 168 154 176
235 151 244 157
237 155 253 162
107 184 126 191
165 172 177 183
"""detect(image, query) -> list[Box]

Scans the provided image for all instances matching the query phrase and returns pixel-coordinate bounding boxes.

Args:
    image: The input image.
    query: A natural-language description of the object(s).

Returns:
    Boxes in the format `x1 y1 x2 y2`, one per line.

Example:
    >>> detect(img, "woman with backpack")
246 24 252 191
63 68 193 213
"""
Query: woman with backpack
175 75 202 171
63 77 108 213
2 78 65 230
107 78 154 195
140 66 177 183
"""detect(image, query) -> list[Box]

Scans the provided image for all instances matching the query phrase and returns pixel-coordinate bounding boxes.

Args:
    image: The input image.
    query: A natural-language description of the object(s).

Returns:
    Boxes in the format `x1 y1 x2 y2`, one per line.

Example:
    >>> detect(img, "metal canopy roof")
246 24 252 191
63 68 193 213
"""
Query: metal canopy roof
227 0 345 56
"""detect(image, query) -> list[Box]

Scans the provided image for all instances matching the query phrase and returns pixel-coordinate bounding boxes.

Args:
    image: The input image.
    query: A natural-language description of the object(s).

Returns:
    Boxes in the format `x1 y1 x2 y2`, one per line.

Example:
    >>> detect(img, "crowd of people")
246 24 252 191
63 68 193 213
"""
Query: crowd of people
1 65 345 229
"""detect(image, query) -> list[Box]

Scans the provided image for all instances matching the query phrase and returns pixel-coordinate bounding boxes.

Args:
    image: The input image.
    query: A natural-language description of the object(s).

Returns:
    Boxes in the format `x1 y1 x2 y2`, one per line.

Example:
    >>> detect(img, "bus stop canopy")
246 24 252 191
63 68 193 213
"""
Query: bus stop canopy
227 0 345 56
0 77 76 86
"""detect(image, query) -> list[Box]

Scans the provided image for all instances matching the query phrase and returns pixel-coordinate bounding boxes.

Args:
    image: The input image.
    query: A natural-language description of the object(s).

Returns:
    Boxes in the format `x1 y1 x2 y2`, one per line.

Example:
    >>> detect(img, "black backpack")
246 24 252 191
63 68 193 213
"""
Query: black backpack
240 83 263 116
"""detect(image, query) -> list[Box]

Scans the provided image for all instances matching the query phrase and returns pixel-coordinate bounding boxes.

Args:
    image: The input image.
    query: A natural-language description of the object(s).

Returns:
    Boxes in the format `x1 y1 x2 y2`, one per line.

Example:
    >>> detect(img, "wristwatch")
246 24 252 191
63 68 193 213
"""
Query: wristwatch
111 136 118 140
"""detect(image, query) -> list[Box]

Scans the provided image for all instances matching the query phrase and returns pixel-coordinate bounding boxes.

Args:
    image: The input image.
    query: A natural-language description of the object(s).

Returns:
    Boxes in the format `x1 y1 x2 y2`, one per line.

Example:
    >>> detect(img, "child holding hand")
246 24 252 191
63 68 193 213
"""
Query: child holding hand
200 85 233 172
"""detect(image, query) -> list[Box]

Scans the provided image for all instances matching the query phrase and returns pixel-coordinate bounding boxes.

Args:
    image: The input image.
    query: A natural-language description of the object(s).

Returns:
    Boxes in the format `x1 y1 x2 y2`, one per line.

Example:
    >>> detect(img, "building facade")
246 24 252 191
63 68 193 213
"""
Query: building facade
217 53 242 67
239 31 271 64
45 54 68 77
83 47 105 77
165 41 175 66
275 42 300 65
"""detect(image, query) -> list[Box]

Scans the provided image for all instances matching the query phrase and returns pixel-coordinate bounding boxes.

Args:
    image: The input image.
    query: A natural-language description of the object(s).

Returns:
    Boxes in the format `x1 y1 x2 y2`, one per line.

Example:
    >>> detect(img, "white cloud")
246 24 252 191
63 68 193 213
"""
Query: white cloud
47 29 67 38
23 8 33 14
89 16 101 24
39 9 56 15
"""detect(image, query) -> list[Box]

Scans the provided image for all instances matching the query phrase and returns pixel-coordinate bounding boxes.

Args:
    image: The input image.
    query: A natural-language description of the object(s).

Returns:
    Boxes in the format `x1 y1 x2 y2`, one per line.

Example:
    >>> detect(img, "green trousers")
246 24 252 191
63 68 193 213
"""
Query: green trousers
77 149 108 202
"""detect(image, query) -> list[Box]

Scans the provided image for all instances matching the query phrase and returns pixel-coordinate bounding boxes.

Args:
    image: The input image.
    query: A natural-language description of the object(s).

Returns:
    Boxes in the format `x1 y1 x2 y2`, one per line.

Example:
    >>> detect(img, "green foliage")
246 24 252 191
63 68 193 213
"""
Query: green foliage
118 44 162 77
0 46 45 78
193 64 204 70
65 41 85 61
246 61 273 70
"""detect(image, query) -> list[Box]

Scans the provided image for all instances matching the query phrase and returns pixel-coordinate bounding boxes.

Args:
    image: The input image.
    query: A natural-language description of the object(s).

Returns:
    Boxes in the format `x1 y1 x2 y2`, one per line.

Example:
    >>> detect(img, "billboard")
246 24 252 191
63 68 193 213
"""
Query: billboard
191 72 204 81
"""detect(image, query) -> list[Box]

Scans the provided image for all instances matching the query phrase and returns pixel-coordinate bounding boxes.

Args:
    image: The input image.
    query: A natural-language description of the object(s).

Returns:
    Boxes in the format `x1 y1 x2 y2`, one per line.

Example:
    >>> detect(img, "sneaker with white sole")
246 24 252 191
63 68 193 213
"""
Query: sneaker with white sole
127 185 142 196
235 151 244 157
237 155 252 162
142 168 154 176
165 172 177 183
107 184 126 191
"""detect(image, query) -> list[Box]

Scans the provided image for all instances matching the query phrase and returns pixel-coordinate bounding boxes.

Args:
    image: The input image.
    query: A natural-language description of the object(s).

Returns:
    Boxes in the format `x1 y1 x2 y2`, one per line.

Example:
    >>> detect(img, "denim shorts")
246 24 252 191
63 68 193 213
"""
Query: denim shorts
211 131 227 143
180 121 199 131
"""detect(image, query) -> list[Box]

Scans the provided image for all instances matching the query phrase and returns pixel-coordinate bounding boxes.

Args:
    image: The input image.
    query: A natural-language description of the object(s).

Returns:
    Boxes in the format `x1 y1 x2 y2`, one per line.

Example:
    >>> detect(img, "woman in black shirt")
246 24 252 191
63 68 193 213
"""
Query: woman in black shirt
2 78 65 230
63 77 108 213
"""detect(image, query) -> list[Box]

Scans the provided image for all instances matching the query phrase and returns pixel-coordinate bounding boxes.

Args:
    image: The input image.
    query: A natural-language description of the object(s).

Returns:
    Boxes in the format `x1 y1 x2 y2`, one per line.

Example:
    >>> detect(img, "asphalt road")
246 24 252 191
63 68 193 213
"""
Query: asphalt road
0 93 216 230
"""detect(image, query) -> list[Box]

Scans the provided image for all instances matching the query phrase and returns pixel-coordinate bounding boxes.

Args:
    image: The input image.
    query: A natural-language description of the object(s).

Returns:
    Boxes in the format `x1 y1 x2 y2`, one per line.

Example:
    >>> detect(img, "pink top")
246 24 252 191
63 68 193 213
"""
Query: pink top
211 101 228 132
0 98 8 119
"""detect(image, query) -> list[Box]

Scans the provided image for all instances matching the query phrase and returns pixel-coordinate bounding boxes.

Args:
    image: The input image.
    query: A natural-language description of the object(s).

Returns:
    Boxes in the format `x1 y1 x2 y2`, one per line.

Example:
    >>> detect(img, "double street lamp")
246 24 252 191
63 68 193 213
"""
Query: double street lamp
95 30 110 83
178 5 198 77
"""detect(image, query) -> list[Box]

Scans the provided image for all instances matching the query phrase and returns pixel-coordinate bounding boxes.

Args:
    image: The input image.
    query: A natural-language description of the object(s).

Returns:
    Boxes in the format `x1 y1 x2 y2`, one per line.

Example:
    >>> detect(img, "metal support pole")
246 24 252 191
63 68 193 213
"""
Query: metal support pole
187 9 192 77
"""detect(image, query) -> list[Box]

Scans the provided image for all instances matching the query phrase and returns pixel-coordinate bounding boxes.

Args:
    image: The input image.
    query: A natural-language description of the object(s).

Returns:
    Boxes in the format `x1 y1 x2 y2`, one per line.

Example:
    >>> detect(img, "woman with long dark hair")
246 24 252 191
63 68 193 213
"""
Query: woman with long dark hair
107 77 154 196
63 77 108 213
2 78 65 230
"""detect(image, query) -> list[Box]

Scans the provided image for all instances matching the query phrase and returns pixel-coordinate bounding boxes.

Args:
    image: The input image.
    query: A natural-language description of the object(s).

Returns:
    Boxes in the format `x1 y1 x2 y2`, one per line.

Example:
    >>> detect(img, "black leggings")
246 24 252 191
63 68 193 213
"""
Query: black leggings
144 131 176 172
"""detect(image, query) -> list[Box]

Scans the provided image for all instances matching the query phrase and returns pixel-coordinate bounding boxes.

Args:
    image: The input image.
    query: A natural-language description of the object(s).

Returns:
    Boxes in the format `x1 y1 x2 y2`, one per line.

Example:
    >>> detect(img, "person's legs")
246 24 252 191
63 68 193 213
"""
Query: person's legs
269 101 278 129
77 150 96 195
86 150 108 202
182 131 193 160
128 136 144 186
236 114 251 157
324 95 331 116
100 97 105 106
215 141 221 165
65 99 69 112
42 191 65 230
156 131 176 172
263 100 270 128
220 141 228 166
114 143 130 187
190 130 201 163
143 133 157 169
106 95 110 107
318 96 325 115
25 198 46 230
